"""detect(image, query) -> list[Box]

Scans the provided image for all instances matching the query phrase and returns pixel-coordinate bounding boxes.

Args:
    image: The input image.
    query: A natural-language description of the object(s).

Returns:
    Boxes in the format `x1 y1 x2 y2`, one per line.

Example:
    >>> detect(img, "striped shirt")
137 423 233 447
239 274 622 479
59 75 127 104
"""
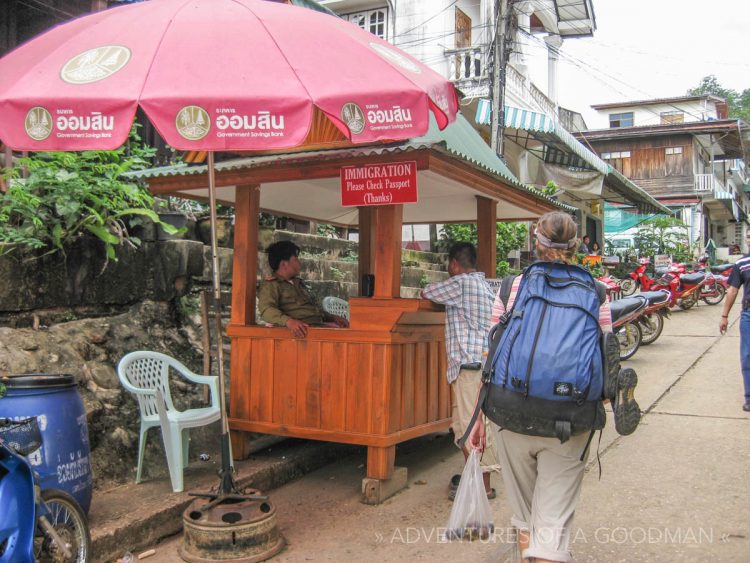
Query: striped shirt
490 275 613 332
728 254 750 299
422 271 494 384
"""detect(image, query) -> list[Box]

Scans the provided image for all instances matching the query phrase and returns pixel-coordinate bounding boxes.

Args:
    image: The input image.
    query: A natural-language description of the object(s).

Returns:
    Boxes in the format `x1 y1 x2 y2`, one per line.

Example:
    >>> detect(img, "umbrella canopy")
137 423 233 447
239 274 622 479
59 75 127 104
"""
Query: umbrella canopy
0 0 460 496
0 0 457 152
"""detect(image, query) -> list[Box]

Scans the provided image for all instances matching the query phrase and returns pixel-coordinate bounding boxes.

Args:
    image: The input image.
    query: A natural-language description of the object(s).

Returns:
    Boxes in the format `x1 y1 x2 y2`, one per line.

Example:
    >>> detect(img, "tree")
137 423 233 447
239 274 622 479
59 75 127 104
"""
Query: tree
633 217 693 262
438 222 528 277
688 76 750 122
0 125 178 260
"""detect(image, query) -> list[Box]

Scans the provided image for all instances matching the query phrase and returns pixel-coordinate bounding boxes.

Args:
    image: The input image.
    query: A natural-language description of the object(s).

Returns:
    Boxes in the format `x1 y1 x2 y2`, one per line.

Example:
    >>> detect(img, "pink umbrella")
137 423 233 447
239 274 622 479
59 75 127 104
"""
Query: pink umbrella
0 0 458 495
0 0 456 152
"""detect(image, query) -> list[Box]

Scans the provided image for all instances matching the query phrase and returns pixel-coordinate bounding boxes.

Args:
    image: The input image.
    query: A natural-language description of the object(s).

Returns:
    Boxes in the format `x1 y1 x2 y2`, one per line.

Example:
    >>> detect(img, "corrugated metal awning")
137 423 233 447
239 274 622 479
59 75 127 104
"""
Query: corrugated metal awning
475 99 609 175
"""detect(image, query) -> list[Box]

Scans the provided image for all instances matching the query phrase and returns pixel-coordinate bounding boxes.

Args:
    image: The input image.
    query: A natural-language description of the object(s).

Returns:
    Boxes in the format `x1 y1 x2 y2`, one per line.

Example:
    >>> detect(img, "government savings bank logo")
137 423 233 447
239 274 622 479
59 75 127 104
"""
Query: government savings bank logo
60 46 131 85
176 106 211 141
25 107 53 141
341 103 365 135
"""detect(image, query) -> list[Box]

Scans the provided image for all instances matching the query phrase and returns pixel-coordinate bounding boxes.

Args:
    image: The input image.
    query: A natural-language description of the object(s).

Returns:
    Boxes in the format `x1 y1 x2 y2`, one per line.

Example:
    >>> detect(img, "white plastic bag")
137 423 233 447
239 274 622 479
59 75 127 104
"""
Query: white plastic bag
444 450 495 541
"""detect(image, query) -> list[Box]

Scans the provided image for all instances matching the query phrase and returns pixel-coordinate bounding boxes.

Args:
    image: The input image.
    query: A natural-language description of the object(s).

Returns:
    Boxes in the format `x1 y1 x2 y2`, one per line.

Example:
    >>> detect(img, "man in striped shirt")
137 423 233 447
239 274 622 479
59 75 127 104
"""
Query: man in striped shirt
422 242 500 499
719 232 750 412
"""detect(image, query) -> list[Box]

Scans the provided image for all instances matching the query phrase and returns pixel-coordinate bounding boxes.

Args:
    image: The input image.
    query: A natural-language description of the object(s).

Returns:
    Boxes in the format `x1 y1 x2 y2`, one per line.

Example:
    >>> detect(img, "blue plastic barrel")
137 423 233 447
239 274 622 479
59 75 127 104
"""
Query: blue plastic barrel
0 374 93 513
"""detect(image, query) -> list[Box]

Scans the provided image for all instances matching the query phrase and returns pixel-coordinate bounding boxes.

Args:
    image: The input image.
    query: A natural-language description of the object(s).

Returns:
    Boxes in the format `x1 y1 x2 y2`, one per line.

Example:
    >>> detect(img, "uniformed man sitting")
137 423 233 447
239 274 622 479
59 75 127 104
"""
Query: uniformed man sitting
257 240 349 337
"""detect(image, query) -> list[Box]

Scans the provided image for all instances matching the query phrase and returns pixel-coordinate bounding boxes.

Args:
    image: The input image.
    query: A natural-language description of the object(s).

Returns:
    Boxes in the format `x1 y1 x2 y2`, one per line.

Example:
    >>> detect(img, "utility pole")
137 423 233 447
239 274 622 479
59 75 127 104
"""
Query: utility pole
490 0 514 157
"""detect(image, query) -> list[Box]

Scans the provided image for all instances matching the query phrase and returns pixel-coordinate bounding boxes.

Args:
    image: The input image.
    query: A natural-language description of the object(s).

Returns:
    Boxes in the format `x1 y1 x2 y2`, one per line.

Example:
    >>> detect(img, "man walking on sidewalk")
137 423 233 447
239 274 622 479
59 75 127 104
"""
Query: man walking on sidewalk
719 231 750 412
422 242 500 499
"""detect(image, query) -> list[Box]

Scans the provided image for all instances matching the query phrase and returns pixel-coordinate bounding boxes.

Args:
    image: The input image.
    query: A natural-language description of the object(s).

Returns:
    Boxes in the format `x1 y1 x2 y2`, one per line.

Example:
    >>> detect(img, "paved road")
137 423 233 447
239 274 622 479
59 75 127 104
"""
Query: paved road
146 300 750 562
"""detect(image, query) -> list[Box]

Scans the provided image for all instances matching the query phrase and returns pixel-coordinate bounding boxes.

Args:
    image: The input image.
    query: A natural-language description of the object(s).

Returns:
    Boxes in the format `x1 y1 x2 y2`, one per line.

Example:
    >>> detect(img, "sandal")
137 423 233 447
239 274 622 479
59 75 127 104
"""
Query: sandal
448 474 461 491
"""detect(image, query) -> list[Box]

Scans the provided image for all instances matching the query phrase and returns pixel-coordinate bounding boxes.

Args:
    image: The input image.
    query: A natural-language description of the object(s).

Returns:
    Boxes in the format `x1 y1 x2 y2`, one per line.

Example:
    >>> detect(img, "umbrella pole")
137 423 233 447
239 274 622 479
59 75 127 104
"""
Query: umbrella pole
207 151 235 494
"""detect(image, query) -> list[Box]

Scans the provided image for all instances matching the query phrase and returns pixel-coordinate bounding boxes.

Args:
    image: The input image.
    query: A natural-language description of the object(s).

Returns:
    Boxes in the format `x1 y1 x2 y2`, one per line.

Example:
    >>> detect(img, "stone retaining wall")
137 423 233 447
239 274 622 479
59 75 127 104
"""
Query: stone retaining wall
0 231 447 489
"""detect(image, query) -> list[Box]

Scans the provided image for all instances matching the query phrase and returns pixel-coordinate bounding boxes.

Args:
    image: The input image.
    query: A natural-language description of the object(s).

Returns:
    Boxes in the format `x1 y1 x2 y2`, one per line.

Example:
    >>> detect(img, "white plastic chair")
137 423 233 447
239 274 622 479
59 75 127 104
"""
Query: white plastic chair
321 296 350 321
117 351 221 492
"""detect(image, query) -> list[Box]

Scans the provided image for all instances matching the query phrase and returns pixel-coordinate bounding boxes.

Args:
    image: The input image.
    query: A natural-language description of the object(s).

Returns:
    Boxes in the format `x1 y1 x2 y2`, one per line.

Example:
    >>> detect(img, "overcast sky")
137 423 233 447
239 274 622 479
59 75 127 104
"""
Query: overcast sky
524 0 750 129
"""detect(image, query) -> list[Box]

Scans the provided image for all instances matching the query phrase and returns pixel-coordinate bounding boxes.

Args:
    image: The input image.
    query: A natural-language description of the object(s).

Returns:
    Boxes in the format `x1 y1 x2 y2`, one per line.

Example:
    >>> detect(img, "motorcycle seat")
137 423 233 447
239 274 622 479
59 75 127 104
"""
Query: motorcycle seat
609 295 647 323
680 272 705 285
639 290 670 306
711 264 733 275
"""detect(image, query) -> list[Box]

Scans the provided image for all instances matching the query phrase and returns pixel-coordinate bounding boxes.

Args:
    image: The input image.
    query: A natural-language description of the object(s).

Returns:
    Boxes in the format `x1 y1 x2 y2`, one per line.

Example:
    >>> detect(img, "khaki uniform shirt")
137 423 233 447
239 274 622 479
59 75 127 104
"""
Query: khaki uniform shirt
257 275 325 326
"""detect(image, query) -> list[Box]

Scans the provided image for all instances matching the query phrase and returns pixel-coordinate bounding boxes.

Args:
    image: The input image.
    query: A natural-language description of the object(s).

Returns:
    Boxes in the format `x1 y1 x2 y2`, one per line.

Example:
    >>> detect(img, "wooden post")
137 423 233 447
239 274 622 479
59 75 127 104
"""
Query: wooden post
476 196 497 277
231 184 260 325
358 206 374 296
372 205 403 298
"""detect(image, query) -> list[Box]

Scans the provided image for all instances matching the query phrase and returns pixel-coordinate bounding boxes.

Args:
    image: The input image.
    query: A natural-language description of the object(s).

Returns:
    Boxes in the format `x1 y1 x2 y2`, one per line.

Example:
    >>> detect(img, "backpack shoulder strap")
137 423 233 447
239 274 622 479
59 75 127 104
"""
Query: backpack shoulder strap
499 274 517 308
594 279 608 306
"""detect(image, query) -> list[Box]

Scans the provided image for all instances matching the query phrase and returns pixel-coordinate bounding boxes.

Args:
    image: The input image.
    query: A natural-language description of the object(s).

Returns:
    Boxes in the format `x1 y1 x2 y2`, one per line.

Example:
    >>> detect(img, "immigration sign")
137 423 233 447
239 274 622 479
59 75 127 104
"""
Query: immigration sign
340 161 418 207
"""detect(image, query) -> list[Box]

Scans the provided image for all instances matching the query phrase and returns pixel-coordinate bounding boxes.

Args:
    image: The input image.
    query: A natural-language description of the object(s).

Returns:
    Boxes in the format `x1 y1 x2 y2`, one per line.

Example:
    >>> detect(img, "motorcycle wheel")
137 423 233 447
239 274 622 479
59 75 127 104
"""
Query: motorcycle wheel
617 322 642 361
679 293 699 310
35 489 91 563
639 312 664 346
701 283 726 306
619 278 638 296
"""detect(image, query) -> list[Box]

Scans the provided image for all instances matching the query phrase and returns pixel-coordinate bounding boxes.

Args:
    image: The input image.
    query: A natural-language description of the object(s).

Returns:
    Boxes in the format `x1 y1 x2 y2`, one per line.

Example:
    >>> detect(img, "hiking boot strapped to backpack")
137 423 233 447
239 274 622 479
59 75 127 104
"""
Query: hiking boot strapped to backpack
460 262 641 450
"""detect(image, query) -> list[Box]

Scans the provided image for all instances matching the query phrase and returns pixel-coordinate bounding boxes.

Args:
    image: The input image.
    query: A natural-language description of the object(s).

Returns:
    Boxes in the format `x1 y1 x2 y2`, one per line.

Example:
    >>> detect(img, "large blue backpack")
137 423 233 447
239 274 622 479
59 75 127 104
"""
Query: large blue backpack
483 262 606 443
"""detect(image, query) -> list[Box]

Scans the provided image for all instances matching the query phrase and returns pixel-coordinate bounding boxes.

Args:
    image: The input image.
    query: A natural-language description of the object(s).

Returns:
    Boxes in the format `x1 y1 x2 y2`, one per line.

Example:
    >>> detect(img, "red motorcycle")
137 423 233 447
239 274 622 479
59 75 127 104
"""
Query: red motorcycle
672 258 727 305
620 258 660 295
651 267 707 310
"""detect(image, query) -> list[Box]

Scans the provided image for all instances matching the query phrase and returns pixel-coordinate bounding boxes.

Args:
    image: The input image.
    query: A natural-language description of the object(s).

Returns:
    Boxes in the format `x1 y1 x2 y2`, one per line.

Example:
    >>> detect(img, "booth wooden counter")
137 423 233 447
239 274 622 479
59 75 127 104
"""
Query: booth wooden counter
227 297 450 489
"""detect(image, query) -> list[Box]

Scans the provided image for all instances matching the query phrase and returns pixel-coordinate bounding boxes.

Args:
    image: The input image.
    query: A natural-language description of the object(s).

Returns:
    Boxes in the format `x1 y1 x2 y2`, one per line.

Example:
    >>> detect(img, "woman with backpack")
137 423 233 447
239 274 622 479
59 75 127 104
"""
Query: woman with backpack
469 211 638 563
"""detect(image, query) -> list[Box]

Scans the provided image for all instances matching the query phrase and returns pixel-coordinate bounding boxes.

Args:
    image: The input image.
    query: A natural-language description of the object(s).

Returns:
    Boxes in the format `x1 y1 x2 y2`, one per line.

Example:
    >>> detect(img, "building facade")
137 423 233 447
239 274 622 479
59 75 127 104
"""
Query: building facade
578 95 750 257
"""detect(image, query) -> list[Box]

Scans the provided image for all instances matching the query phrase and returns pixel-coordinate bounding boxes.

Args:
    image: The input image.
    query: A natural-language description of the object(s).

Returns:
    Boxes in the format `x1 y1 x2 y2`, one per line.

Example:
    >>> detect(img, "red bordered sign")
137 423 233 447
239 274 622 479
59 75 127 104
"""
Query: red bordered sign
340 161 418 207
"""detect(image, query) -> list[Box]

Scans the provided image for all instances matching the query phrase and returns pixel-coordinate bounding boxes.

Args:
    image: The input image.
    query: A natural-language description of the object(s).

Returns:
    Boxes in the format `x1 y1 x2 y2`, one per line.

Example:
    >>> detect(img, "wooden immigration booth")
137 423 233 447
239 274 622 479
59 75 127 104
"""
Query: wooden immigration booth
140 114 561 502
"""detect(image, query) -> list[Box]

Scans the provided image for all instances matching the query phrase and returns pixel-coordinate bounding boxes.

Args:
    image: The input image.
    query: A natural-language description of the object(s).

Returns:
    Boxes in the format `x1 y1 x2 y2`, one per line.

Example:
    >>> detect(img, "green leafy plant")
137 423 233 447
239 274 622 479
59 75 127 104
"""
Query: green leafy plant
633 217 692 262
1 125 180 260
316 223 338 237
419 273 429 288
438 222 528 271
542 181 559 197
329 266 347 281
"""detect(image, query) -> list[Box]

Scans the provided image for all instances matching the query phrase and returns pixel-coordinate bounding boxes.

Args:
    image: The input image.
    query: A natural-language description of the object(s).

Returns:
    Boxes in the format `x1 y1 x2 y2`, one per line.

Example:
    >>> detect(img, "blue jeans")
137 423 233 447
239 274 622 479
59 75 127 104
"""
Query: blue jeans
739 310 750 404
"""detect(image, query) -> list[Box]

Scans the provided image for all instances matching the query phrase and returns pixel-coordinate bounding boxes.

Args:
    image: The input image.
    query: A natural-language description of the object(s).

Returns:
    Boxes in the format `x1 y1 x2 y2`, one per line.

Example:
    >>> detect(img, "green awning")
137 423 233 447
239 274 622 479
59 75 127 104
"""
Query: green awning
475 100 610 175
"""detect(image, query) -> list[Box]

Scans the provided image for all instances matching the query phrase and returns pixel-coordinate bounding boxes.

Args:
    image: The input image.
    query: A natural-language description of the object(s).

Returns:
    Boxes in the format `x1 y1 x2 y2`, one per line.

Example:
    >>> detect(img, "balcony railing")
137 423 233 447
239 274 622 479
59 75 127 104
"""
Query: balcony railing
444 46 489 95
695 173 718 192
506 63 558 119
443 47 558 118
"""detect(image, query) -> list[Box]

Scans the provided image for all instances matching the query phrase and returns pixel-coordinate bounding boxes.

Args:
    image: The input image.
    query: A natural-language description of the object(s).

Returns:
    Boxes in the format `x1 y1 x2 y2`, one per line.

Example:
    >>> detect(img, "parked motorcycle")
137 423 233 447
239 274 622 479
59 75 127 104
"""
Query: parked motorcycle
666 259 726 306
621 258 665 295
609 295 648 360
0 416 91 563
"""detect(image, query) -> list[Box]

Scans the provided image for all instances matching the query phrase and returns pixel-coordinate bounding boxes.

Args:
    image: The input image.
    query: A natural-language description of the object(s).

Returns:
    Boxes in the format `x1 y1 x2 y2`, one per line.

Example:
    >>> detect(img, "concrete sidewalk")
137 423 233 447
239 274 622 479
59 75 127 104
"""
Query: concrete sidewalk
89 439 356 562
89 301 750 562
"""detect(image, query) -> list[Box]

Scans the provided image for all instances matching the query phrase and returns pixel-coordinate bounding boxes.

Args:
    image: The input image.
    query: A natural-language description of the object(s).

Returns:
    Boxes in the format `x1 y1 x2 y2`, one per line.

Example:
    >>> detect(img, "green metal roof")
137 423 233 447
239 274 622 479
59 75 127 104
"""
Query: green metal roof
289 0 338 17
129 113 570 211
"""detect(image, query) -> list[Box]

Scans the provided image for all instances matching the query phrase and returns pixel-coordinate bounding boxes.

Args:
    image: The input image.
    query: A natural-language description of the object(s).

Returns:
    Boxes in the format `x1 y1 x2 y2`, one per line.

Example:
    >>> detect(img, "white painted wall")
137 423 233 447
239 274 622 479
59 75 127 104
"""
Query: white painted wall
591 98 723 129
